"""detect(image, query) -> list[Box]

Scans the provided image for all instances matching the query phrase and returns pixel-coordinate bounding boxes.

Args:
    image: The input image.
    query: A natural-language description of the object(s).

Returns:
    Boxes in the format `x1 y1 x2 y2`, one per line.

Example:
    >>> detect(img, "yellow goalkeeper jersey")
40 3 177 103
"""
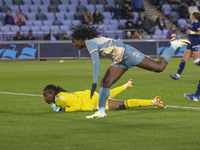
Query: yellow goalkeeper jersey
55 90 109 112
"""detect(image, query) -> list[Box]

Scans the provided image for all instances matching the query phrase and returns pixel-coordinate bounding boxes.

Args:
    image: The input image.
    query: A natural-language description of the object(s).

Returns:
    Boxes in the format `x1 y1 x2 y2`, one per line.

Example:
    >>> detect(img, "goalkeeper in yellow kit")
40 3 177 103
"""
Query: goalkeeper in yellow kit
43 79 166 113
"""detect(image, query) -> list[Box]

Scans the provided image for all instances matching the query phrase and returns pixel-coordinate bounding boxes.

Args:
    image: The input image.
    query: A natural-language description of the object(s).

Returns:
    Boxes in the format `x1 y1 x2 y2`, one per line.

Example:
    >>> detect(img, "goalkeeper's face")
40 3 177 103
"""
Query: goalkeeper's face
43 91 55 104
72 38 86 50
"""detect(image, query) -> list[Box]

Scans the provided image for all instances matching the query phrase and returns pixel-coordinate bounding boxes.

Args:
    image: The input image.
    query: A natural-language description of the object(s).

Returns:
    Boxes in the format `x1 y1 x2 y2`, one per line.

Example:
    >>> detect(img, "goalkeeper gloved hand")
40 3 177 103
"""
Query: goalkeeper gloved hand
90 83 97 99
51 103 60 112
51 103 65 112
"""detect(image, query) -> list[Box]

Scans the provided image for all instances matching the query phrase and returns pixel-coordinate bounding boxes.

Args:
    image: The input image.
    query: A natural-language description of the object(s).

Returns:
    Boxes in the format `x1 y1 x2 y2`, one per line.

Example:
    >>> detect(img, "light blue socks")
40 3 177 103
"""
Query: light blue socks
161 45 178 62
98 87 110 113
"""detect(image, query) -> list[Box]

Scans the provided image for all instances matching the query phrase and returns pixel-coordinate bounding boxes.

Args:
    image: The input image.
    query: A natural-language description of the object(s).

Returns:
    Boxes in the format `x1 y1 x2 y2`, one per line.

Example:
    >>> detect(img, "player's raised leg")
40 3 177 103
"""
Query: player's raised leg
137 38 191 72
109 79 134 98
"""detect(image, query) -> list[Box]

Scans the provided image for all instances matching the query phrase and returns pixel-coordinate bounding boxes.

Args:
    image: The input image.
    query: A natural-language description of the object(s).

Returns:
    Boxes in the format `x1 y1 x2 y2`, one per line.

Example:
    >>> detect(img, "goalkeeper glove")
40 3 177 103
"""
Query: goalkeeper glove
51 103 65 112
90 83 97 98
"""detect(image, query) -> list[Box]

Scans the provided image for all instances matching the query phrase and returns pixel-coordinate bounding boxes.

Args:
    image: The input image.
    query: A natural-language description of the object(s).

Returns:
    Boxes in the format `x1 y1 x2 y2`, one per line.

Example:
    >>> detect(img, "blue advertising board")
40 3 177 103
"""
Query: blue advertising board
40 43 78 58
0 40 187 60
158 41 187 56
125 41 157 56
0 43 38 59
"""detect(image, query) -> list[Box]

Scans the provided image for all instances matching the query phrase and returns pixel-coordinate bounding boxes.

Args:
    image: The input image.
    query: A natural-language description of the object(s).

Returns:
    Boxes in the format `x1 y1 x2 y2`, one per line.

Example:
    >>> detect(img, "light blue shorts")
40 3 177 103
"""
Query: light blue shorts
111 44 145 69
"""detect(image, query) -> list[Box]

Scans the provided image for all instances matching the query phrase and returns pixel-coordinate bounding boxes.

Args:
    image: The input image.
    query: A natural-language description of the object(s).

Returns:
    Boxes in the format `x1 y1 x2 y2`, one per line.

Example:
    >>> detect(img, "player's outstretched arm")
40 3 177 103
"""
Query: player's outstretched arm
90 51 100 98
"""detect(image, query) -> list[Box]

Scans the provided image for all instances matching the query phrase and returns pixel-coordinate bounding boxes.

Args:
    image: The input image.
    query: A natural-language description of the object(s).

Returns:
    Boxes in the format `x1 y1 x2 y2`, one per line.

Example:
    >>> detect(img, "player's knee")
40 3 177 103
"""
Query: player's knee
194 58 200 66
154 66 165 72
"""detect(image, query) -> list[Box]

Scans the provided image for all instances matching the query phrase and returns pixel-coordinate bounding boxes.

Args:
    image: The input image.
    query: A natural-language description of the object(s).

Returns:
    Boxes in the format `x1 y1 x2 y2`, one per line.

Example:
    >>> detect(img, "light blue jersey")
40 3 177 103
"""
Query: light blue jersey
85 37 145 83
86 37 145 67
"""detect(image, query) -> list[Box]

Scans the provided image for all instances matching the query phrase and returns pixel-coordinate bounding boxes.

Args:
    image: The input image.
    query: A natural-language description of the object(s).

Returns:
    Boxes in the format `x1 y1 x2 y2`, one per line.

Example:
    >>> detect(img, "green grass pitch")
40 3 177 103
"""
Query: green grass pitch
0 58 200 150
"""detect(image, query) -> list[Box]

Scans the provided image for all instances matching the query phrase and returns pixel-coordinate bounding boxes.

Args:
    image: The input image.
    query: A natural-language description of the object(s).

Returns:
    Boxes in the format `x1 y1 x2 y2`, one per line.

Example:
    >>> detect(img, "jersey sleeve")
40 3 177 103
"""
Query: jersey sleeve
91 51 100 83
86 40 100 83
86 41 99 55
55 95 66 108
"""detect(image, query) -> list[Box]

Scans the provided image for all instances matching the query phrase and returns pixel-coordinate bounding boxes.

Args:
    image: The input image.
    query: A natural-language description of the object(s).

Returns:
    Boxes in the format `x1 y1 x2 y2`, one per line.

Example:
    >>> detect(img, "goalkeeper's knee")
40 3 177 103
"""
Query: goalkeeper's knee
194 58 200 66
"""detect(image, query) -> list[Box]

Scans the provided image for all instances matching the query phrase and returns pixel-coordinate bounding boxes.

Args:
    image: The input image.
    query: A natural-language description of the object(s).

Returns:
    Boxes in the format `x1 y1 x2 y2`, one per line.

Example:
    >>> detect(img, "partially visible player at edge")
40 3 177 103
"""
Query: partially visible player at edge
170 12 200 80
184 80 200 102
71 24 190 118
43 79 166 112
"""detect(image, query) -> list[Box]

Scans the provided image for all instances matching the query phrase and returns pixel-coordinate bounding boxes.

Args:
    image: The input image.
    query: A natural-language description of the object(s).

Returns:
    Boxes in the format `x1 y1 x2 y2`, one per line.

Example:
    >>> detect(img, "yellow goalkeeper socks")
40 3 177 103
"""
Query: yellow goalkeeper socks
109 85 126 98
124 99 153 108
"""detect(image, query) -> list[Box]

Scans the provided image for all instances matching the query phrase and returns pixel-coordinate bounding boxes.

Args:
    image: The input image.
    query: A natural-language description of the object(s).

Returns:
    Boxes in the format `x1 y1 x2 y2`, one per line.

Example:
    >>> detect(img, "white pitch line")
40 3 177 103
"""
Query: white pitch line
1 91 200 110
0 91 43 97
167 105 200 110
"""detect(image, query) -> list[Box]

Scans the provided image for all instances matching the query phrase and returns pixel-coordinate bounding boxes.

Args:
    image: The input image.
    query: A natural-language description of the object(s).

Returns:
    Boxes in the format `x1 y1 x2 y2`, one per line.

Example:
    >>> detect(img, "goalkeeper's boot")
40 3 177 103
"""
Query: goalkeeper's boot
124 79 134 89
170 74 179 80
184 93 199 102
85 111 107 119
170 37 191 47
154 96 167 109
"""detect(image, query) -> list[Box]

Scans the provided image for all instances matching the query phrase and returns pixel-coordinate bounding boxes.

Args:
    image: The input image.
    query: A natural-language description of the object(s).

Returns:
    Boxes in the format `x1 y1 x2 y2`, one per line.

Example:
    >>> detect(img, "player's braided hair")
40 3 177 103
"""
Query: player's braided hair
71 24 102 40
43 84 68 96
193 12 200 21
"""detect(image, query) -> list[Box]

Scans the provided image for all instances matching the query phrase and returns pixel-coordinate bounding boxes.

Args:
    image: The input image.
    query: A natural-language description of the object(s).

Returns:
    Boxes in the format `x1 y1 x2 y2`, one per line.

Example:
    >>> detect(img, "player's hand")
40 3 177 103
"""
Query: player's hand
51 103 61 112
186 30 191 34
90 83 97 99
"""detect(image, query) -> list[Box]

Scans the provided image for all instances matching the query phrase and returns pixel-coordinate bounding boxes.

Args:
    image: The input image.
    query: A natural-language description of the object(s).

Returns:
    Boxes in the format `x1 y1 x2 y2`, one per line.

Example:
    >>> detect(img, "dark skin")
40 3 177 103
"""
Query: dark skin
108 99 124 110
72 39 86 50
43 91 55 104
72 38 168 88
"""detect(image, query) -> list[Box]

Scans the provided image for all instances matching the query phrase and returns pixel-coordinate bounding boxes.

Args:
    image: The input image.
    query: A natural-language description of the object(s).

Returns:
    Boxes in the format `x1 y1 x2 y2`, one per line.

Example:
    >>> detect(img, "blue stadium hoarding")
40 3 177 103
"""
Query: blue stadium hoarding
40 43 78 58
0 40 187 60
158 41 187 56
124 40 157 56
0 43 38 59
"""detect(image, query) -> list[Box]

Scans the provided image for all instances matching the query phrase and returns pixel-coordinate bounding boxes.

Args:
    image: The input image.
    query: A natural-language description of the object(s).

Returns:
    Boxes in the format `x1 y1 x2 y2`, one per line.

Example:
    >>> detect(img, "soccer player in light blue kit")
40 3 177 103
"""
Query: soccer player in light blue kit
170 12 200 80
71 24 190 118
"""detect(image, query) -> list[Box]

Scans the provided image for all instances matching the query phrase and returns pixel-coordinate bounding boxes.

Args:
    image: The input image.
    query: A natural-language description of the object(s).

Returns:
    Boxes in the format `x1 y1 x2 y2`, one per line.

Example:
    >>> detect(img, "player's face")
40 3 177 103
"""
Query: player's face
72 38 86 50
43 91 55 104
